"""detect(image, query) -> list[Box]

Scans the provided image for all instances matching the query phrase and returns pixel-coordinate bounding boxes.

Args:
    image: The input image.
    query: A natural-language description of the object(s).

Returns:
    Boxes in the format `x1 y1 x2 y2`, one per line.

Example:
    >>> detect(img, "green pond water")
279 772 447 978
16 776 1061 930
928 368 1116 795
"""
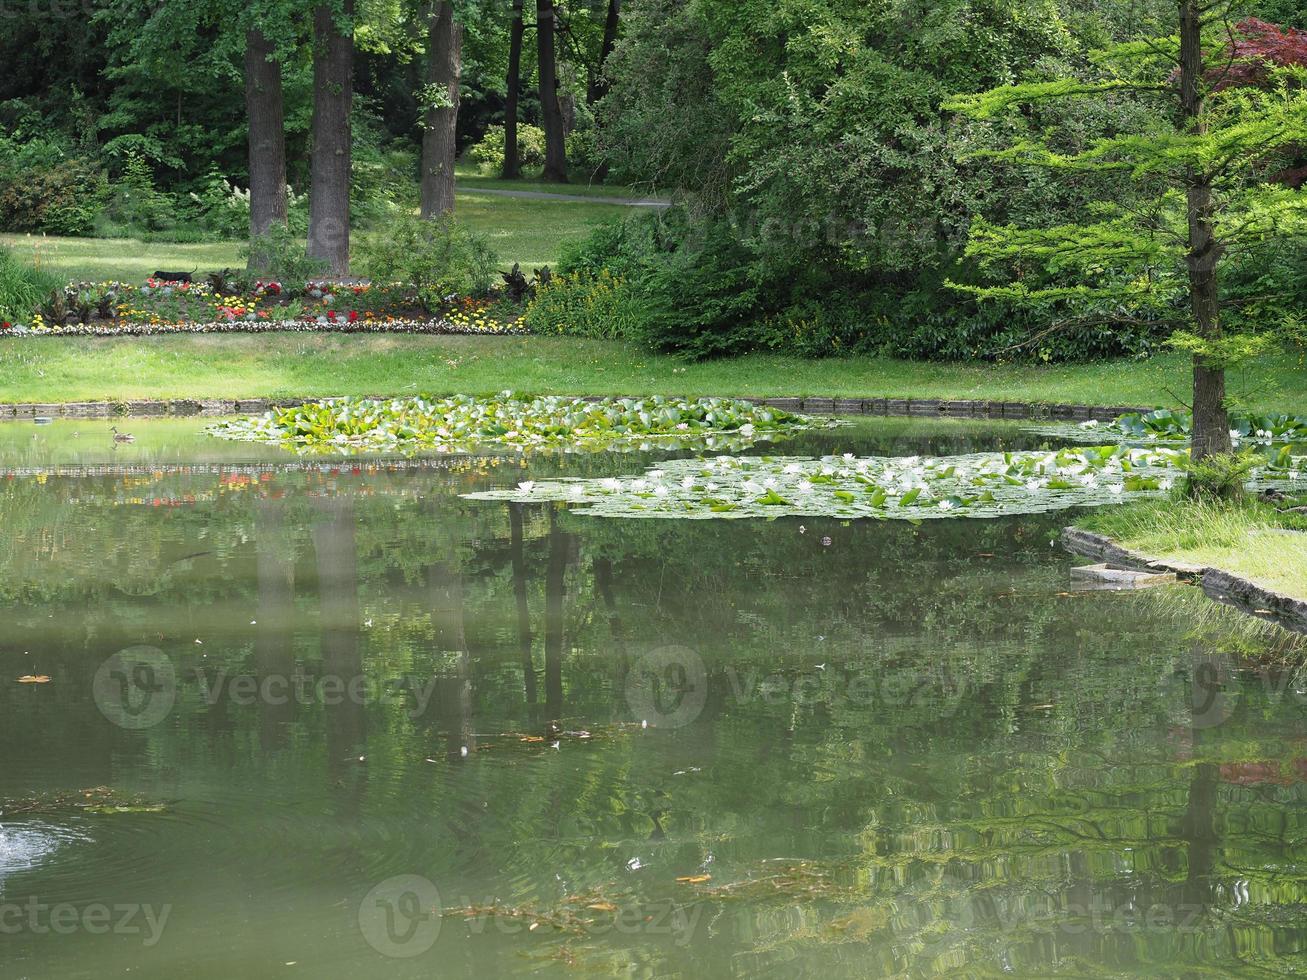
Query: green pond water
1 417 1305 978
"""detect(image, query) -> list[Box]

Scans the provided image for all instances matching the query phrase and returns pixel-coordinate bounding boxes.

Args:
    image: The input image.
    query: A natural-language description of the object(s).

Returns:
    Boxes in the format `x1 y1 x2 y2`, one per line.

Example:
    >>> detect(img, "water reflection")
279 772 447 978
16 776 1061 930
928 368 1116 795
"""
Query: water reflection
0 418 1304 977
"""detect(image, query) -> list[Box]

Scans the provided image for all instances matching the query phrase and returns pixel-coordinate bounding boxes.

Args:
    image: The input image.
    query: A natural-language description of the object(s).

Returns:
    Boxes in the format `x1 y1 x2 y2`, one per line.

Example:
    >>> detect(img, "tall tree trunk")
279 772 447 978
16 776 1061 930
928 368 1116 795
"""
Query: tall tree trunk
503 0 525 180
536 0 568 182
1179 0 1232 465
420 1 461 218
587 0 619 105
244 28 288 272
308 0 354 275
509 504 537 708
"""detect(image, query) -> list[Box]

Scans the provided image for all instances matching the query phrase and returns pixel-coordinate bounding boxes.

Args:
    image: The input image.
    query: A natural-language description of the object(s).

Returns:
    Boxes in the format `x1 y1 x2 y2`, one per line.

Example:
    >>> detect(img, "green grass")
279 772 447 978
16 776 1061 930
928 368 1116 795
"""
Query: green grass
1078 499 1307 599
2 334 1305 412
454 162 665 201
0 191 626 283
0 235 244 284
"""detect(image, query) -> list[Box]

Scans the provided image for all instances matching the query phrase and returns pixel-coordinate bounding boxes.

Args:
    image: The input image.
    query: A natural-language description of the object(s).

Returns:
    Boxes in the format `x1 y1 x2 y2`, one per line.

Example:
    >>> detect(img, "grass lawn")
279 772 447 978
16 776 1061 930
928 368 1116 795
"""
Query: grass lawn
2 333 1305 411
453 162 666 202
1078 500 1307 600
0 190 627 282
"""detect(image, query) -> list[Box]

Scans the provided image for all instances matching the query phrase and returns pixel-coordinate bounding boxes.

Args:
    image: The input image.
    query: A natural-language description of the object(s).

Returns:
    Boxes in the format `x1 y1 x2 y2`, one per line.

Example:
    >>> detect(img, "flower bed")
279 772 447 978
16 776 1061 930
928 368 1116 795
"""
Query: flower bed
0 277 527 337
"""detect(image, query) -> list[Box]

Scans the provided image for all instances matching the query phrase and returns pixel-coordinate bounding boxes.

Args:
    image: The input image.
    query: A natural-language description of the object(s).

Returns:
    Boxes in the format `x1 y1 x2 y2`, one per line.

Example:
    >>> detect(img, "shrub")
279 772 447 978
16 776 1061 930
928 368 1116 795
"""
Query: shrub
188 172 309 239
468 125 547 172
524 270 642 340
0 248 64 323
98 152 178 233
240 224 329 288
359 215 500 310
0 158 103 235
565 128 605 176
628 221 767 359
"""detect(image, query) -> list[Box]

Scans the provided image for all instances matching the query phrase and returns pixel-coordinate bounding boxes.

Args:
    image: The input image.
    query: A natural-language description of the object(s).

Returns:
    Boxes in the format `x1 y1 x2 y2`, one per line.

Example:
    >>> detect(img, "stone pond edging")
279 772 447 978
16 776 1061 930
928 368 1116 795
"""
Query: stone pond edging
0 395 1158 422
1062 527 1307 636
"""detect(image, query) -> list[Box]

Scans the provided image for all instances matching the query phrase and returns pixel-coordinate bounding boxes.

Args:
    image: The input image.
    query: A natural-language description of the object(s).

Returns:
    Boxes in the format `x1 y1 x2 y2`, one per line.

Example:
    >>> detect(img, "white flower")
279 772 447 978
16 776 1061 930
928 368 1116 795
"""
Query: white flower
783 463 803 474
653 485 669 497
1026 479 1042 492
938 500 955 511
797 480 814 493
601 478 622 491
518 481 535 492
1108 484 1124 495
681 477 696 489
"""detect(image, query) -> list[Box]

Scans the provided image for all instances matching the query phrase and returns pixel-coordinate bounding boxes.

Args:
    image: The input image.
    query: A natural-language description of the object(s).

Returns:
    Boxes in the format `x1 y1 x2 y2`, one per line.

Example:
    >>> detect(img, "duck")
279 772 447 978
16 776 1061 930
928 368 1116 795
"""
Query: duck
110 426 135 444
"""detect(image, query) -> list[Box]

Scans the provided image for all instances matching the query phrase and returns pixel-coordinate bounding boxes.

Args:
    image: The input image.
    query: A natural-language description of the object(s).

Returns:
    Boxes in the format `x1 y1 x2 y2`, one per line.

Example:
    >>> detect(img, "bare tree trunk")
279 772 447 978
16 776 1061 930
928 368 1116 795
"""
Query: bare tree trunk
308 0 354 275
503 0 525 180
1179 0 1232 465
420 1 461 218
587 0 619 105
244 28 287 271
536 0 568 182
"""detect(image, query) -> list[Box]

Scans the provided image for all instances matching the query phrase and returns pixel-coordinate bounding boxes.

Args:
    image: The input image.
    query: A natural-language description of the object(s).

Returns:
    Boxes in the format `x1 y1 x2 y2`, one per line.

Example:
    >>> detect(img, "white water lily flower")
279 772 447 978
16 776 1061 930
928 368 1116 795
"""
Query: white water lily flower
1108 484 1124 495
601 478 622 491
938 500 955 511
653 486 669 497
518 481 535 492
798 480 814 493
681 477 696 489
784 463 803 474
1026 479 1042 492
631 479 649 492
1080 475 1097 486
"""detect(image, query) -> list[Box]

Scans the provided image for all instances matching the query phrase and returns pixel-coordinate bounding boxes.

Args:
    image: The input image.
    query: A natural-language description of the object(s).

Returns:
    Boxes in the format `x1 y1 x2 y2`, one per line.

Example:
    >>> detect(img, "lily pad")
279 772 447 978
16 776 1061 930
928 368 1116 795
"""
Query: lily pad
463 445 1307 521
207 393 839 456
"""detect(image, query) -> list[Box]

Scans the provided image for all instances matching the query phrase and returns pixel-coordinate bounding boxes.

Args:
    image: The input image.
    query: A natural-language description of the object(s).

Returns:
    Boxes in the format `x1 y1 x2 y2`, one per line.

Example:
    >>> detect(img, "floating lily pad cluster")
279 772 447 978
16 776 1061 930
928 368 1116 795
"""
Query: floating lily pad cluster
207 394 835 455
464 445 1307 521
1030 409 1307 446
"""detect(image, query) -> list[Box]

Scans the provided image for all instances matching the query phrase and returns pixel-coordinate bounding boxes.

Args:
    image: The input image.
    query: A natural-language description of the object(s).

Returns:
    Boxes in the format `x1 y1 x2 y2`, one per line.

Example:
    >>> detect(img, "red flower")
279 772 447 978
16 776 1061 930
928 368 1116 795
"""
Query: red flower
347 310 359 322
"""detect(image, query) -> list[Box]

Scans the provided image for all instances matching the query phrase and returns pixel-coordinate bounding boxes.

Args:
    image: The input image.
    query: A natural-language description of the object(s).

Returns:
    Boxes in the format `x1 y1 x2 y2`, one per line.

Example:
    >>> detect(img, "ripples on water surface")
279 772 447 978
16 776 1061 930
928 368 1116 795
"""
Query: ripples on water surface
0 417 1304 978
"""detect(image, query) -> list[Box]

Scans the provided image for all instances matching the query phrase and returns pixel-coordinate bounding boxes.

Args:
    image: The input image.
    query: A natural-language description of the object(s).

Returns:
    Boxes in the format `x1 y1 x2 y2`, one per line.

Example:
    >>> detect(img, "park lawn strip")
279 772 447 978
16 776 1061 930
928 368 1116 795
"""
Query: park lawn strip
1 334 1305 412
0 193 625 283
1077 499 1307 601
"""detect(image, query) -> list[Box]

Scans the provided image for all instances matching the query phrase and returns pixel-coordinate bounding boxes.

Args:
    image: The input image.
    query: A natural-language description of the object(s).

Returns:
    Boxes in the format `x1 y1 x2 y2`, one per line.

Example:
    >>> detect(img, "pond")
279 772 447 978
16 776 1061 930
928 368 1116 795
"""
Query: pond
1 417 1305 978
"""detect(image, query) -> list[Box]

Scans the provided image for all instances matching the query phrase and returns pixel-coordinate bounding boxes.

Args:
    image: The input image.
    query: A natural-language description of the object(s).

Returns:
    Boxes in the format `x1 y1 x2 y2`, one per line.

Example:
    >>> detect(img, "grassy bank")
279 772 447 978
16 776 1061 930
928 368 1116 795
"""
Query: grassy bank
1078 500 1307 600
2 333 1305 410
0 191 625 282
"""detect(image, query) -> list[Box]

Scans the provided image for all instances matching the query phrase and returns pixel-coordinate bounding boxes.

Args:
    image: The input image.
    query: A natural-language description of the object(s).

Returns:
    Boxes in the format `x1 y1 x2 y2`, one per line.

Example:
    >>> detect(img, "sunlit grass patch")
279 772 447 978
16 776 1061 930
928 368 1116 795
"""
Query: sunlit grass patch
1080 499 1307 599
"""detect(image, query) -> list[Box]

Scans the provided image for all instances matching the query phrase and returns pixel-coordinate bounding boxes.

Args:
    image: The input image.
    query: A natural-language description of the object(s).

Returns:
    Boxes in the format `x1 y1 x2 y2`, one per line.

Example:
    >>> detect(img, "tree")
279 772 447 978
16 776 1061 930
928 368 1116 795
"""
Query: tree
536 0 568 182
308 0 355 275
946 7 1307 470
244 25 288 268
587 0 620 105
420 0 462 217
503 0 526 179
